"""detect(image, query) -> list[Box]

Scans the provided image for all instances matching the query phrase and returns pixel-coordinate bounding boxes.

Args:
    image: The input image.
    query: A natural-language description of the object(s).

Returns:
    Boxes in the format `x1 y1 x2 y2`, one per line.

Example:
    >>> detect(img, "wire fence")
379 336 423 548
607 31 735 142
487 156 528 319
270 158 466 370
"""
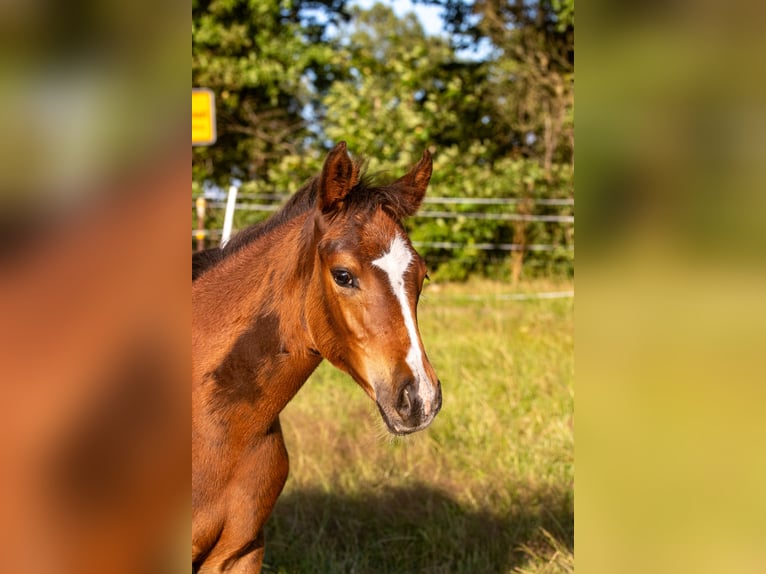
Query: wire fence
192 194 575 294
201 203 573 223
193 194 575 253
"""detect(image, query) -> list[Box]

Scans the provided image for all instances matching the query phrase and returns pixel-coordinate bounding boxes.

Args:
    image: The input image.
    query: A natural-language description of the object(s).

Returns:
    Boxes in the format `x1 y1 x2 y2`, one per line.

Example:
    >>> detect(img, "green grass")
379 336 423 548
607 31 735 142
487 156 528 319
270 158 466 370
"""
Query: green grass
265 279 574 573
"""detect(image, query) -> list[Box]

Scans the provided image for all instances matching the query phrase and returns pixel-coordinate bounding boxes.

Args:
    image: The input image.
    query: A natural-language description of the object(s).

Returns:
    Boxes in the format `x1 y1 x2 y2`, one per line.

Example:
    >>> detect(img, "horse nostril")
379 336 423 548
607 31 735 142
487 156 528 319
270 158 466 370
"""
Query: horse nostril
395 380 416 419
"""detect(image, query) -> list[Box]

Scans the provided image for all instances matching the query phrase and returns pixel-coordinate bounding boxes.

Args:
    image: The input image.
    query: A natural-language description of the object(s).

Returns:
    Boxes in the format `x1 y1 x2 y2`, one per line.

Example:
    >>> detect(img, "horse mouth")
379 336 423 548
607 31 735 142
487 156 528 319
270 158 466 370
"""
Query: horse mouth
375 397 440 436
387 419 434 436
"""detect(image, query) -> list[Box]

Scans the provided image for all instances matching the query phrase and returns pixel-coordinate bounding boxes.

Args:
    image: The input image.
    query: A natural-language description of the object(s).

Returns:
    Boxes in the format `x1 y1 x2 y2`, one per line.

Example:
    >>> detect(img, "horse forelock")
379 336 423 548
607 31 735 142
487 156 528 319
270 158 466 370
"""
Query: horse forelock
327 172 414 222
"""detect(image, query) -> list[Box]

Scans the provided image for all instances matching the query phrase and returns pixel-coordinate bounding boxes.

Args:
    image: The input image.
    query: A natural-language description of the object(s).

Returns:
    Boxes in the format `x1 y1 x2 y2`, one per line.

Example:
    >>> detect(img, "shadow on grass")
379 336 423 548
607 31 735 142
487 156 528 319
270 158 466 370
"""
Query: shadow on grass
263 483 573 574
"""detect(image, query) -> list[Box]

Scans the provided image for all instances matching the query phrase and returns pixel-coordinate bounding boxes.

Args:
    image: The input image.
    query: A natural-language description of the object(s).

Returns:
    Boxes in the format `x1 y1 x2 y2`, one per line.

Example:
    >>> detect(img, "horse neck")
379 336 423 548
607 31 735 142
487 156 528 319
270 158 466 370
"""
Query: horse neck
192 213 322 433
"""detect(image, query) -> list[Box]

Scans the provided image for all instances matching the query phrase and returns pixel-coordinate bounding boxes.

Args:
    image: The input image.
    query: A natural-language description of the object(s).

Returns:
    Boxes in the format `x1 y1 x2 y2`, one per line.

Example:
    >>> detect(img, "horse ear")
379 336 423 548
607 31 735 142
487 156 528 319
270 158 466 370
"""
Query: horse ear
393 149 433 216
318 141 359 214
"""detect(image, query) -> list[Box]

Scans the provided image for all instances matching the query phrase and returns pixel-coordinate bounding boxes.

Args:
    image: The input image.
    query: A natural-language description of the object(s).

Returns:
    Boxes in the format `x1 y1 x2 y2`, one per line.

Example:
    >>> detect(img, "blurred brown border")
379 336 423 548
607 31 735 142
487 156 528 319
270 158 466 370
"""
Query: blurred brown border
0 1 189 571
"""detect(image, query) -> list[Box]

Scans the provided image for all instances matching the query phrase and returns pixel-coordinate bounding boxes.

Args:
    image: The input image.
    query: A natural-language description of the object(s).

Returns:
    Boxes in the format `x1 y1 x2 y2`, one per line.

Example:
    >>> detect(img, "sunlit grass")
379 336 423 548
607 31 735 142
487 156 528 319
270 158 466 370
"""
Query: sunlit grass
266 280 574 573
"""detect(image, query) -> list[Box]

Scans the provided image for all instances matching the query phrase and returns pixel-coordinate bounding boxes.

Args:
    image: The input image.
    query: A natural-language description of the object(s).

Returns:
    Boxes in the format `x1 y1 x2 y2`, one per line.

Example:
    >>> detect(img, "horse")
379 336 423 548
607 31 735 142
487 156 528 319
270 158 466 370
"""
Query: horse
191 142 442 573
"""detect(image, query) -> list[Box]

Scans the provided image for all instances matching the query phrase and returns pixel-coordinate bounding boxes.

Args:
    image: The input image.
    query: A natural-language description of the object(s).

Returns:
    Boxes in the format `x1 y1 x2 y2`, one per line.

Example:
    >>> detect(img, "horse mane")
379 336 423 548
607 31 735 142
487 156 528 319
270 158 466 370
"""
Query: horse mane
192 162 409 282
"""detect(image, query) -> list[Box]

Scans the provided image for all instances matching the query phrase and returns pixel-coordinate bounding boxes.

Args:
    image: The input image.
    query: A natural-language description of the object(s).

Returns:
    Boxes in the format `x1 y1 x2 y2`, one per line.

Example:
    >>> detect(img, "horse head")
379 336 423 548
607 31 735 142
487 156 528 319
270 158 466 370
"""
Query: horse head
304 142 442 435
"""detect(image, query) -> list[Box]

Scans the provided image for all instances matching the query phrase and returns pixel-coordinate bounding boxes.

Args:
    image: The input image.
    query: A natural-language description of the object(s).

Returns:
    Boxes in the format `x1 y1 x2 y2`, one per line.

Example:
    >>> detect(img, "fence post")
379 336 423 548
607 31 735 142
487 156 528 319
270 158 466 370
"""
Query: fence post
195 197 207 252
510 187 533 285
221 184 238 247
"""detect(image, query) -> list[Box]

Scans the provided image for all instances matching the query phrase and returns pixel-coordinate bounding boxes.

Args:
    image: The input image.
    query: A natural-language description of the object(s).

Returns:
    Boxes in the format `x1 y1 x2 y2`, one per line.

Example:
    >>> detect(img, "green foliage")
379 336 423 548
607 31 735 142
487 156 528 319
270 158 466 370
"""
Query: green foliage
192 0 575 280
410 150 574 281
192 0 348 185
320 4 494 167
553 0 575 31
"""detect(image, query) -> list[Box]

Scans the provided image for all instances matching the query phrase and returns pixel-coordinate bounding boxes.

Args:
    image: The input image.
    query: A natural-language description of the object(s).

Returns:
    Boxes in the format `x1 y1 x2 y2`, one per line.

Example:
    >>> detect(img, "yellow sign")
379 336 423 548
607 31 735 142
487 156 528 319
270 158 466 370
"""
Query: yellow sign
192 89 217 145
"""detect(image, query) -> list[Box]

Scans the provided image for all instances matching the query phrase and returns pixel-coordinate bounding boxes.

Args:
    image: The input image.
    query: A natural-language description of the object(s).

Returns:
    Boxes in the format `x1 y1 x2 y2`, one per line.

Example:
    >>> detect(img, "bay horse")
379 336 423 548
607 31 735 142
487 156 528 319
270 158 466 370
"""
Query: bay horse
192 142 442 573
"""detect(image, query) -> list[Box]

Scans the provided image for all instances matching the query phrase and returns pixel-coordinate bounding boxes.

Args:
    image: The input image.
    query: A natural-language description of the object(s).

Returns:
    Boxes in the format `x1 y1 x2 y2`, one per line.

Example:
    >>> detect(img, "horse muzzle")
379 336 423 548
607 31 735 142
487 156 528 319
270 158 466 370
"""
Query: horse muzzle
376 378 442 435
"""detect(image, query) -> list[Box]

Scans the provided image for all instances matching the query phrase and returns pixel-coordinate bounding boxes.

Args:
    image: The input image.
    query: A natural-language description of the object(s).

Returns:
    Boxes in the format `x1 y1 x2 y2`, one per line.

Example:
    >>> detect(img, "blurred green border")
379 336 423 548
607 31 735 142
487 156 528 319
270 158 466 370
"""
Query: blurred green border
577 2 766 573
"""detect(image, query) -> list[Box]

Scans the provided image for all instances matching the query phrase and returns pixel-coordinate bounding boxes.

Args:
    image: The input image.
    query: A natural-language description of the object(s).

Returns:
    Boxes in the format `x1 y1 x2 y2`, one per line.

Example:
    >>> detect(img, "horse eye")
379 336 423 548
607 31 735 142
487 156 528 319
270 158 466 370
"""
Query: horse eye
331 269 355 288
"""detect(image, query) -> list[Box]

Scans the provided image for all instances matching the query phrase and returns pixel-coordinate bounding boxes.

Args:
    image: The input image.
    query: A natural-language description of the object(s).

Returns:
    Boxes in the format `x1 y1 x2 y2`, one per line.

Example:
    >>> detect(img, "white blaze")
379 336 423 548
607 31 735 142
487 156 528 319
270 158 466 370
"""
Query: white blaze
372 233 435 413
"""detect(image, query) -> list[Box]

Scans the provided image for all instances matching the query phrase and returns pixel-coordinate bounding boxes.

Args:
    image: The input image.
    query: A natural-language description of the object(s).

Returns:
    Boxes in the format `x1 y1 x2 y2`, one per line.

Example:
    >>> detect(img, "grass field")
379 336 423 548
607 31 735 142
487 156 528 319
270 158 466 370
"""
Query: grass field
264 279 574 573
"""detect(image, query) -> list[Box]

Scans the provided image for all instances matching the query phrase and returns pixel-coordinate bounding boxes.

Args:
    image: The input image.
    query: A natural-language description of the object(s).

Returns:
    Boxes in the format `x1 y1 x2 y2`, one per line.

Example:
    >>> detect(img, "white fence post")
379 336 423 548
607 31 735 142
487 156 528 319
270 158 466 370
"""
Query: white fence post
220 184 238 247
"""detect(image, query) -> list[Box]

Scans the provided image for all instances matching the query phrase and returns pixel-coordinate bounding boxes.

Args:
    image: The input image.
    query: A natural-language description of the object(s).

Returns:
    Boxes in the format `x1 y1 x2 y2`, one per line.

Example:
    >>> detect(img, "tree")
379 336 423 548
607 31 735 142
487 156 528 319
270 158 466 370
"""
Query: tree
192 0 350 187
320 3 494 169
418 0 574 171
412 0 574 281
480 0 573 171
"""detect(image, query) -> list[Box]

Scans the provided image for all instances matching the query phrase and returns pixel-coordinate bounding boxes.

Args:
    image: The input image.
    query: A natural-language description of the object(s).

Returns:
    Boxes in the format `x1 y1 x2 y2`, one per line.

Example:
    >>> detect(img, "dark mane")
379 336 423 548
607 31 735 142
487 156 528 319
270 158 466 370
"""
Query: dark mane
191 179 318 282
223 178 320 256
192 163 409 282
